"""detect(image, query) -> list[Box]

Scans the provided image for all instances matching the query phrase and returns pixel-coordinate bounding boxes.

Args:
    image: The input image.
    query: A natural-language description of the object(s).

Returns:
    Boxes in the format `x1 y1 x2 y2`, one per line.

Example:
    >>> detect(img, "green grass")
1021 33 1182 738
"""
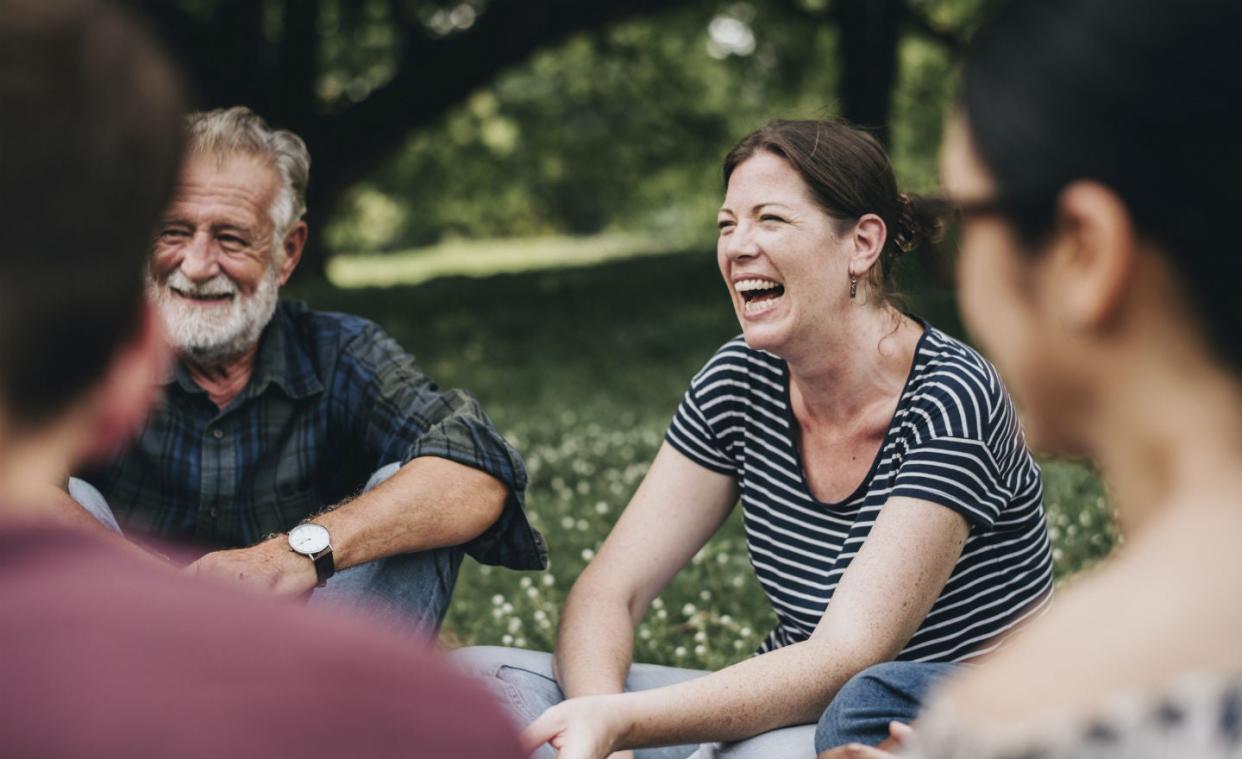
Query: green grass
290 248 1114 668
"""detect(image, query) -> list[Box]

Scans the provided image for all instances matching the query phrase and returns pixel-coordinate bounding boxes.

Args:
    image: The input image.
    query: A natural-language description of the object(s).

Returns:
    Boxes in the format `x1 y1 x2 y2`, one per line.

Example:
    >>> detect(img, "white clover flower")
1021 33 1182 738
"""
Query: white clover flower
674 646 687 658
694 645 706 657
581 548 595 561
492 594 505 606
542 574 555 587
681 603 697 617
520 577 532 589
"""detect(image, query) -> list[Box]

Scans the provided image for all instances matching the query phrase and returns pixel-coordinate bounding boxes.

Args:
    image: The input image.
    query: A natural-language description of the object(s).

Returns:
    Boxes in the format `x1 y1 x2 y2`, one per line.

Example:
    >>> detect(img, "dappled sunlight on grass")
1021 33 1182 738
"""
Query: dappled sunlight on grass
328 232 710 288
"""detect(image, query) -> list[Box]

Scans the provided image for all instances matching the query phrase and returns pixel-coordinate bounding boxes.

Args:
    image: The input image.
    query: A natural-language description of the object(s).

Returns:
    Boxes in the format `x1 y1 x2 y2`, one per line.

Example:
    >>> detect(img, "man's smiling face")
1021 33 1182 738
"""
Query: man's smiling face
148 151 284 365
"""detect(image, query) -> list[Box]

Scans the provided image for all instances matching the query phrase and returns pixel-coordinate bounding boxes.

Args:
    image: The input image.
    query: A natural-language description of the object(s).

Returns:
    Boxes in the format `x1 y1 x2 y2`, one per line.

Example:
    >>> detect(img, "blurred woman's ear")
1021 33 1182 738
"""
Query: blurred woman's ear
1047 181 1138 333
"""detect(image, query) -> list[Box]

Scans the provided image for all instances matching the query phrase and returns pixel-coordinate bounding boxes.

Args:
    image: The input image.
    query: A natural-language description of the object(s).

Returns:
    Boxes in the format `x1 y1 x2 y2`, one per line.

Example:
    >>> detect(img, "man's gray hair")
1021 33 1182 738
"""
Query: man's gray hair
185 106 310 250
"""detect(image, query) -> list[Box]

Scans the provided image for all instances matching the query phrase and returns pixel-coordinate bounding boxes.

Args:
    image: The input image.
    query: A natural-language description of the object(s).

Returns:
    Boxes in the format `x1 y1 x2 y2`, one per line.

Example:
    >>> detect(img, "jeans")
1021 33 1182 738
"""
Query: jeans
68 462 462 636
452 646 819 759
813 661 963 751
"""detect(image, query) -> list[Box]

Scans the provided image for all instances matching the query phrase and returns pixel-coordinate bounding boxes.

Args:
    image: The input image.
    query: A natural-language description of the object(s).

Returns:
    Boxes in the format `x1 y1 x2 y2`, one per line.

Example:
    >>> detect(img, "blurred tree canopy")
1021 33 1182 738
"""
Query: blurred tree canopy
124 0 996 279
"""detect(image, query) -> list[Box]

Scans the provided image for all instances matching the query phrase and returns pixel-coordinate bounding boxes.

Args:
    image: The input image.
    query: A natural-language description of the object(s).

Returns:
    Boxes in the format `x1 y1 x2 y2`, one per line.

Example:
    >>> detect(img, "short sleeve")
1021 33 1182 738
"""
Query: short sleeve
890 362 1023 530
664 344 747 477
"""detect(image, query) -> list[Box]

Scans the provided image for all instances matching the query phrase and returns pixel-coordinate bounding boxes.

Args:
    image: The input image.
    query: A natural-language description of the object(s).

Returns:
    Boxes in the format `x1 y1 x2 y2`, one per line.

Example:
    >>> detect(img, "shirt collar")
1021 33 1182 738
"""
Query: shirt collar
161 300 324 402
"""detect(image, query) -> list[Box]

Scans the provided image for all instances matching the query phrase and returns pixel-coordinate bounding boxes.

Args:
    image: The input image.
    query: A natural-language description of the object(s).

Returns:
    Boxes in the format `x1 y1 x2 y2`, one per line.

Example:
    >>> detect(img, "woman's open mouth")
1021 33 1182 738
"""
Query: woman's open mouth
735 278 786 316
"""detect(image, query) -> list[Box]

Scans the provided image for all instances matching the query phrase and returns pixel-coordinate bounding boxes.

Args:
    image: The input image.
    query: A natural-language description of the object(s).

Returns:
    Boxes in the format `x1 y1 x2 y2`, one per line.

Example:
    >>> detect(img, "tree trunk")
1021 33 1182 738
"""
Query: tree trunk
836 0 904 146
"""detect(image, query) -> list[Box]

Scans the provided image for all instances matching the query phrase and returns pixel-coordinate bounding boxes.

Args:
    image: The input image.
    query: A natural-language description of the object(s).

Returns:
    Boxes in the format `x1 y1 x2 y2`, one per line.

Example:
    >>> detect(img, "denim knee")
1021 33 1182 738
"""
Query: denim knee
814 661 959 751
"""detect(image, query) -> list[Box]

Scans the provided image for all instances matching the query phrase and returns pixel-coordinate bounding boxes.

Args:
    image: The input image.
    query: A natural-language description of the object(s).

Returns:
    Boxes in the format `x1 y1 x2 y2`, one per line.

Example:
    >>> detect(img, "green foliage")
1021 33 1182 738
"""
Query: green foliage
325 0 968 253
290 249 1117 667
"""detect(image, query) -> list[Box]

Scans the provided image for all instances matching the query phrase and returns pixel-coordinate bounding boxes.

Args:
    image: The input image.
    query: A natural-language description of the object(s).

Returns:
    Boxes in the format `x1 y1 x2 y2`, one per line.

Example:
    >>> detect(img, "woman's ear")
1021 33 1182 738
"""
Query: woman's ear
848 213 888 282
1047 181 1138 332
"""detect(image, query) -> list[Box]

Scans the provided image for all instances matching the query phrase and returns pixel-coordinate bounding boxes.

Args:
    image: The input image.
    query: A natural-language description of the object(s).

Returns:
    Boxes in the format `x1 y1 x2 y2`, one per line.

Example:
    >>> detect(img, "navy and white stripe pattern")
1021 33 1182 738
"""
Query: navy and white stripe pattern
666 324 1053 661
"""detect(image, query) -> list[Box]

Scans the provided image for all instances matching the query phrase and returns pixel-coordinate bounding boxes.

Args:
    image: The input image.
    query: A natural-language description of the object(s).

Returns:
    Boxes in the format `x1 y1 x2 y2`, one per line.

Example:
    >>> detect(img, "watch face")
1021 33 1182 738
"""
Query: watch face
288 523 330 555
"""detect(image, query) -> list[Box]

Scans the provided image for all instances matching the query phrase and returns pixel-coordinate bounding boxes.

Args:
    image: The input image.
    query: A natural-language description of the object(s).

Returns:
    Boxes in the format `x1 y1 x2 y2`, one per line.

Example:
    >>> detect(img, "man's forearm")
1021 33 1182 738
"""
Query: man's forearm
313 455 506 570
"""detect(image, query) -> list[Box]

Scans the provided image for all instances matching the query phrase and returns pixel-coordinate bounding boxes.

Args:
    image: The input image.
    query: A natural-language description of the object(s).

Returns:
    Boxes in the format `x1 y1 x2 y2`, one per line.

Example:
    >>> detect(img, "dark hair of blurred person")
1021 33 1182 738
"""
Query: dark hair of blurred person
0 0 181 432
817 0 1242 756
0 2 523 757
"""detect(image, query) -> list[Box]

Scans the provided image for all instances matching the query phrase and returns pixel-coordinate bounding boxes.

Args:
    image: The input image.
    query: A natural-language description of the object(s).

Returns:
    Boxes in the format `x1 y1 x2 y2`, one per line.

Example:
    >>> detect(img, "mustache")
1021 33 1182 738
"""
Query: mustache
161 270 238 298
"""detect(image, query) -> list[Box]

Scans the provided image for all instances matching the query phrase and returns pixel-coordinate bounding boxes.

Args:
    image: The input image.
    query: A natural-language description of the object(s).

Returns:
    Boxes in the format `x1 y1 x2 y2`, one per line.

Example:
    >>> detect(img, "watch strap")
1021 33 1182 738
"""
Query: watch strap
309 547 335 587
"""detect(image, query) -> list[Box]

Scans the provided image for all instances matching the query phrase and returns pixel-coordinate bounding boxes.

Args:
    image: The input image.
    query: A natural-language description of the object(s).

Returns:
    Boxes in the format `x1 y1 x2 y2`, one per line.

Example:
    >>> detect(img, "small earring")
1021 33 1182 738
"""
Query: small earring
849 274 858 300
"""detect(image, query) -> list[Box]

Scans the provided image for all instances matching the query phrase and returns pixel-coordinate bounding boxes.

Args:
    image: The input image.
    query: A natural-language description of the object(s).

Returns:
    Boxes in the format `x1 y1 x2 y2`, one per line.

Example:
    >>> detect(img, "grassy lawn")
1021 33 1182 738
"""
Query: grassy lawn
291 247 1114 668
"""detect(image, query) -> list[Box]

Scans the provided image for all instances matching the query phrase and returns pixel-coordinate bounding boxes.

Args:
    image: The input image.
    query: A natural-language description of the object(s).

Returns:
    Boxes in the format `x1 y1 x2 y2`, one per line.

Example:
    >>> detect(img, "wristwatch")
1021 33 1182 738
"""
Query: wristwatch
287 522 335 587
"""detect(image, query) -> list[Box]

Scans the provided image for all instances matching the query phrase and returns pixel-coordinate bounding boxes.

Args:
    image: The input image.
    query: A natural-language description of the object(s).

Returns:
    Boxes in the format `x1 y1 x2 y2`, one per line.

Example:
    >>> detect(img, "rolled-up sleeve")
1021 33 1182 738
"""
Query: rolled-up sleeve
336 324 547 570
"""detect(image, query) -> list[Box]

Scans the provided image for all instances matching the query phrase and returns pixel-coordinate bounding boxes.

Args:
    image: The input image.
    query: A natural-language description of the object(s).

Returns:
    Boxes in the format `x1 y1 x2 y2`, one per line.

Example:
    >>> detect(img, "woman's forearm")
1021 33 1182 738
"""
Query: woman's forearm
554 579 640 698
615 638 875 750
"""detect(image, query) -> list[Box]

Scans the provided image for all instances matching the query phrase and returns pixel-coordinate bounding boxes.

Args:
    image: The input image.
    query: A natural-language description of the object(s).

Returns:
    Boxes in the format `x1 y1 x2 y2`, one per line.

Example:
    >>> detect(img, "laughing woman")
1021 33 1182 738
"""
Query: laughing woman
459 120 1053 758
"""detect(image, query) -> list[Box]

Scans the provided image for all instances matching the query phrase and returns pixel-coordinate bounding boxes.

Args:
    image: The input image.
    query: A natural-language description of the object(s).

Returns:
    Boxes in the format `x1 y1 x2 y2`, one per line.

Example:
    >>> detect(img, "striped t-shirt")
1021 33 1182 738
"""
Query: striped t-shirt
665 324 1054 661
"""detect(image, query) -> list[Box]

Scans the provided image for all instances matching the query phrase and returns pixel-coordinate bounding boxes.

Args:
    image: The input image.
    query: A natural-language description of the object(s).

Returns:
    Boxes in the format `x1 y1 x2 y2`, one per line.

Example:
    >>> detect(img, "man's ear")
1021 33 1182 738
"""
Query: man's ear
848 213 888 283
1048 181 1137 332
79 302 171 463
276 221 308 286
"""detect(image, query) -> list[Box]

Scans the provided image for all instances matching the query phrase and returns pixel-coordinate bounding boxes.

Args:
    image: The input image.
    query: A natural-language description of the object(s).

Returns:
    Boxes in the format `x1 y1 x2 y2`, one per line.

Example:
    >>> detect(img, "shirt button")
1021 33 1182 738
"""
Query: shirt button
211 428 223 439
209 507 219 518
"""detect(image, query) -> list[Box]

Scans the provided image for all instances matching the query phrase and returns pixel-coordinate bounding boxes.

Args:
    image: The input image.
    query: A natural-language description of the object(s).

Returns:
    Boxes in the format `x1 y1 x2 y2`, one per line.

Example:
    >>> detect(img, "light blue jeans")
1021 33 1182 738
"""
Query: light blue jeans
814 661 963 750
452 646 818 759
68 462 462 635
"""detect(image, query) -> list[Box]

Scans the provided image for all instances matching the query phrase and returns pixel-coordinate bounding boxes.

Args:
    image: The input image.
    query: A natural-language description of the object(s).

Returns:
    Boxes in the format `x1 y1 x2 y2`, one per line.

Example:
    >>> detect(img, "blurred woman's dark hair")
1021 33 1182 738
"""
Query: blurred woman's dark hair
723 120 945 307
962 0 1240 363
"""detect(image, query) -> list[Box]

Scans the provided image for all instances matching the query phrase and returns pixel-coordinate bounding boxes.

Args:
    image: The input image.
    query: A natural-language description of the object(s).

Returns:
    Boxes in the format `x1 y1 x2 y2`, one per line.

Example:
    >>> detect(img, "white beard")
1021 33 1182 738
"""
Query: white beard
148 264 280 367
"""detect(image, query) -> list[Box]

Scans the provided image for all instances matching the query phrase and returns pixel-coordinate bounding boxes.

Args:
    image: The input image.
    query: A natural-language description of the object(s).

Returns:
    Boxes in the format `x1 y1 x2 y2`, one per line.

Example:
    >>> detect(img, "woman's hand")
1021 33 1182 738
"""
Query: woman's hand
521 694 632 759
817 721 912 759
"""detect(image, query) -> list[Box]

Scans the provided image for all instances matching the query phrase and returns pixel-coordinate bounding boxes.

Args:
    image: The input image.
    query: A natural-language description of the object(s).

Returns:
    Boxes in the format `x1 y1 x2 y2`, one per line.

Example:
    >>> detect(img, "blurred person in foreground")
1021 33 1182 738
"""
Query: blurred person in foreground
821 0 1242 756
459 119 1054 758
68 105 545 632
0 1 524 756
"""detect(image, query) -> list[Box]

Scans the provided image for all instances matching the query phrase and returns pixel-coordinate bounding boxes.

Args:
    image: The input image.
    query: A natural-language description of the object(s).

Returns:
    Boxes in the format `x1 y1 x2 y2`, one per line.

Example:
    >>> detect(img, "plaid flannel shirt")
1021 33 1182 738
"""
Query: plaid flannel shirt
81 300 546 569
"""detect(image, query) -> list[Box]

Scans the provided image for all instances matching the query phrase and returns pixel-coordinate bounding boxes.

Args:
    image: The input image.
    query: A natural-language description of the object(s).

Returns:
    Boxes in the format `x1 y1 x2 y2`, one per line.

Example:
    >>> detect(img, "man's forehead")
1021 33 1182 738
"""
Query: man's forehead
170 150 279 217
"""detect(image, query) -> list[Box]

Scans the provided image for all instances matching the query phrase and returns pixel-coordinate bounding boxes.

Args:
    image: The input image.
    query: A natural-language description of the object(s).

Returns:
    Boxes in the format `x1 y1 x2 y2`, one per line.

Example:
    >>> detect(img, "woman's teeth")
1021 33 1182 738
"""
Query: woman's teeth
736 278 785 315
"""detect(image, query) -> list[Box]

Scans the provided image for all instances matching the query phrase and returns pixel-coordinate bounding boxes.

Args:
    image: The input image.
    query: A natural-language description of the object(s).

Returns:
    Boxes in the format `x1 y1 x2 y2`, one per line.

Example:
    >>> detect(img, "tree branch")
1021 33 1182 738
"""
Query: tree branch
316 0 701 193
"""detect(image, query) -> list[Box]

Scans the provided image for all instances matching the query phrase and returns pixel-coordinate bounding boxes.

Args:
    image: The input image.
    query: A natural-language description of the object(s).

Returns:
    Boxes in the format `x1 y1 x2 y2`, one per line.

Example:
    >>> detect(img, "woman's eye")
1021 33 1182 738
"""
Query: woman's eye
760 214 786 224
717 220 735 231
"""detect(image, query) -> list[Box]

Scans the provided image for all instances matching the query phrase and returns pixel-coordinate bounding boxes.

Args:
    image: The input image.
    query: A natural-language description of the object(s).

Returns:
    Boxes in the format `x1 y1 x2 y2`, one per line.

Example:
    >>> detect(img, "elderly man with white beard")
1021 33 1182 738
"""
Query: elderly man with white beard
71 107 546 630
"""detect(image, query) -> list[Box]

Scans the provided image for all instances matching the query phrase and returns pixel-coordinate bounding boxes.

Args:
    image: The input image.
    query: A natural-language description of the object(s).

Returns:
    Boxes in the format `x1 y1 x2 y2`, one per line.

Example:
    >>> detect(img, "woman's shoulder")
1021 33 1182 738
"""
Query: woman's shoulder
688 335 784 388
911 672 1242 759
920 531 1242 755
902 324 1011 438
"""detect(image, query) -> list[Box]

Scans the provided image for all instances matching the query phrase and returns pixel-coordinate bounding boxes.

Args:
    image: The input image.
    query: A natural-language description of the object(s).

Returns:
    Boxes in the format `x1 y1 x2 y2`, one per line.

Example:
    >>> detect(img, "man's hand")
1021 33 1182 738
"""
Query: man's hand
186 536 318 597
521 694 632 759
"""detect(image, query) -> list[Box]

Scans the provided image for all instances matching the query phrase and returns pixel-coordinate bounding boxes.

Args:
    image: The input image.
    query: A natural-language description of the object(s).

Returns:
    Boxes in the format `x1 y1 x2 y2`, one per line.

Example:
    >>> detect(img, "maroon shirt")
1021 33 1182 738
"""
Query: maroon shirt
0 521 524 758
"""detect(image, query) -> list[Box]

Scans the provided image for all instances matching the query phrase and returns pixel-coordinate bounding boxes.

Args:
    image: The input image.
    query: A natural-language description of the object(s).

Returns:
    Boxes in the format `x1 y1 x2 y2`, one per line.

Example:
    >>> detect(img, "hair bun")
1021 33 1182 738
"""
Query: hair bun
892 192 948 256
